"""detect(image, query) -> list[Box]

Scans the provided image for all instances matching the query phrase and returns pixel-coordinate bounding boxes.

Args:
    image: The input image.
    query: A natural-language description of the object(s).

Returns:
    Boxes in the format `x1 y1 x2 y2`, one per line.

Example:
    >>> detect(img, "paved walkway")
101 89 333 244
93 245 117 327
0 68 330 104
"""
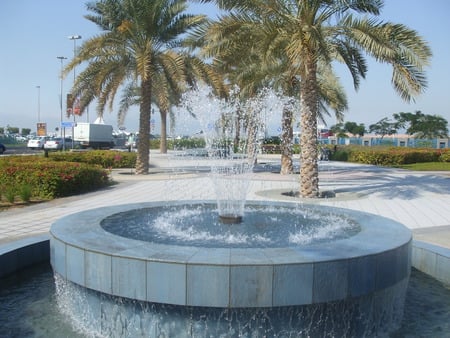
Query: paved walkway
1 152 450 249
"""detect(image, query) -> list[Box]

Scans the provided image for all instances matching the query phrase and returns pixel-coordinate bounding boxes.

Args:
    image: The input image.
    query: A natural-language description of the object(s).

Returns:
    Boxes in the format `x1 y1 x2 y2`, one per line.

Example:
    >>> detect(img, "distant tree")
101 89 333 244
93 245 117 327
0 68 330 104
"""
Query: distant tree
21 128 31 136
7 126 19 134
393 111 449 138
0 127 4 134
369 118 399 138
344 121 365 137
330 121 365 137
330 123 347 138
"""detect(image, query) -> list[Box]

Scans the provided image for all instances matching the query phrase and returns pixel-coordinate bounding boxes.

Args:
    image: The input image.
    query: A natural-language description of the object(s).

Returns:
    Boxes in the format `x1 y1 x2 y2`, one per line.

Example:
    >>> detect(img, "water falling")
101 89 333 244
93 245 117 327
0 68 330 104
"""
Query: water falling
177 85 290 222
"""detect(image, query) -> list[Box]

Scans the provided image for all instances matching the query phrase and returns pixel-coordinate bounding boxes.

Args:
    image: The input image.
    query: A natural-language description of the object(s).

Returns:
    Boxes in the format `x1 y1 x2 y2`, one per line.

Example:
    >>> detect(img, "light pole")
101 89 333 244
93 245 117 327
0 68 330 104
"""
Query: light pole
68 35 81 147
36 86 41 123
68 35 81 117
68 35 82 83
57 56 67 137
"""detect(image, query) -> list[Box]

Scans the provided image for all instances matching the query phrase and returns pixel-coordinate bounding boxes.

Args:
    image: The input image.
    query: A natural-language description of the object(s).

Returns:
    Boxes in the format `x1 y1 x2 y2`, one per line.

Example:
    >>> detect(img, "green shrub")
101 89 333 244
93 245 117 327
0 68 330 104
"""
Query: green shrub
5 186 16 203
263 136 281 145
49 150 136 168
0 156 111 201
439 149 450 162
169 137 205 150
330 149 349 161
19 184 32 202
149 139 160 149
331 146 446 166
261 144 281 154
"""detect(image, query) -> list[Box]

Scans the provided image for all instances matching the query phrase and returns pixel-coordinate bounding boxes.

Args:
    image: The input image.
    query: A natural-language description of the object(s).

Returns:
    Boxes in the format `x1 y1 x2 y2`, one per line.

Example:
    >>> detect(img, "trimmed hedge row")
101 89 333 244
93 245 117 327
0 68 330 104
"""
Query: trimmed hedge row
168 138 206 150
147 138 206 150
0 156 111 202
49 150 136 168
331 146 450 165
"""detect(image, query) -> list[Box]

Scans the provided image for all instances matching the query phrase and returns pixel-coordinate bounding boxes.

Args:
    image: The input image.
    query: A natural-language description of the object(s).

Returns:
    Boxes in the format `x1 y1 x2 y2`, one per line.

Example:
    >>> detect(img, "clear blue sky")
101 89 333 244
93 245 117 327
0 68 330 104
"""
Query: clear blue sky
0 0 449 135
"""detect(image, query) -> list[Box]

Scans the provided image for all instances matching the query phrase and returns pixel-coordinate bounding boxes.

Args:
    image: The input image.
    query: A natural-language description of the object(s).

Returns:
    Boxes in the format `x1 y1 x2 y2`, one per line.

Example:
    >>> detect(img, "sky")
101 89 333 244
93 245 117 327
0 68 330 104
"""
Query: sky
0 0 449 136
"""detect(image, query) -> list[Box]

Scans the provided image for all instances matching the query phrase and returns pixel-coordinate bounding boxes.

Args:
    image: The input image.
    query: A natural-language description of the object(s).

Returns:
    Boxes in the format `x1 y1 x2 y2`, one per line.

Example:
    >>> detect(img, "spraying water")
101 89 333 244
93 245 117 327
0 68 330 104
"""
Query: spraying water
177 85 293 222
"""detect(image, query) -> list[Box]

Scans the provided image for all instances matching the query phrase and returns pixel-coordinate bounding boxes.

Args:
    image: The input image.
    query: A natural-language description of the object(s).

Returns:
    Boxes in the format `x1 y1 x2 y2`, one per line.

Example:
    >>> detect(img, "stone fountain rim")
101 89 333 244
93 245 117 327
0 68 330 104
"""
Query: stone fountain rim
50 200 412 308
50 200 411 265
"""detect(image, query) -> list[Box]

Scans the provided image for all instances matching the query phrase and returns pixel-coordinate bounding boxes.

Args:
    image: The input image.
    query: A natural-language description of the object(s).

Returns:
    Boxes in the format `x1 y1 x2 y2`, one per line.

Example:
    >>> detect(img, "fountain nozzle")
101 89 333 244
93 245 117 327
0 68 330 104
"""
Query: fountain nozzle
219 214 243 224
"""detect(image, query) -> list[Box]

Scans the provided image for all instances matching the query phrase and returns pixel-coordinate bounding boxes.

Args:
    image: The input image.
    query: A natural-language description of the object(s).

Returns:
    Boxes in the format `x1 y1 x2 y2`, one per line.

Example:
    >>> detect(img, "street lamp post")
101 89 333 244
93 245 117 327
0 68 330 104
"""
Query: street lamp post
68 35 81 148
36 85 40 123
57 57 67 135
57 56 67 149
68 35 82 83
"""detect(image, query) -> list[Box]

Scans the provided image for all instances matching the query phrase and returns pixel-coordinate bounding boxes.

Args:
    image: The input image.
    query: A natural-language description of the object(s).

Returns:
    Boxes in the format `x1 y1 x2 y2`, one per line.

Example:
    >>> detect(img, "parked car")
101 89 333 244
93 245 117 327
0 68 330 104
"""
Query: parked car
27 136 48 150
0 143 6 154
44 137 73 151
14 135 27 142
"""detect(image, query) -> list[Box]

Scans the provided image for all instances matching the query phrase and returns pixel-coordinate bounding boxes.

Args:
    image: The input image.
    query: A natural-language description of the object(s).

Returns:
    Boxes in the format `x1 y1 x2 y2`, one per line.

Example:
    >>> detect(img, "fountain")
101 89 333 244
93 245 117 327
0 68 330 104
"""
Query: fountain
49 86 412 336
177 85 271 224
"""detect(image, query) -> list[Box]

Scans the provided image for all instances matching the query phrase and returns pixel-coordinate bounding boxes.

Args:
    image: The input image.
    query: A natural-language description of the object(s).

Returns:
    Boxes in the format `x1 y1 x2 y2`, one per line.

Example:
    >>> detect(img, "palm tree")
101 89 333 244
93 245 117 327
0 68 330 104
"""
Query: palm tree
199 0 431 197
197 8 347 175
117 52 227 154
271 62 348 175
116 52 183 153
65 0 206 174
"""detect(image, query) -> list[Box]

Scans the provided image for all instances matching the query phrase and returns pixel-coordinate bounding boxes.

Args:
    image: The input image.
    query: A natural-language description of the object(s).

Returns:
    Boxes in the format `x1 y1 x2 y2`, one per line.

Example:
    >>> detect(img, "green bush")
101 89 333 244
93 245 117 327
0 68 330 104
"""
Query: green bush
49 150 136 168
169 137 206 150
0 156 111 201
261 144 281 154
149 139 160 149
330 148 349 161
330 146 446 166
19 184 32 202
439 149 450 162
5 186 16 203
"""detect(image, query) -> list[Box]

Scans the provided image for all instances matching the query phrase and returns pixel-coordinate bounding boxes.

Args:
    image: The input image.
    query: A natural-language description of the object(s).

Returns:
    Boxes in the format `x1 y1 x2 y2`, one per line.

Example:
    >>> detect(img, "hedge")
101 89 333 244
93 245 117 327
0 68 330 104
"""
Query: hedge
0 156 110 202
330 146 450 165
49 150 136 168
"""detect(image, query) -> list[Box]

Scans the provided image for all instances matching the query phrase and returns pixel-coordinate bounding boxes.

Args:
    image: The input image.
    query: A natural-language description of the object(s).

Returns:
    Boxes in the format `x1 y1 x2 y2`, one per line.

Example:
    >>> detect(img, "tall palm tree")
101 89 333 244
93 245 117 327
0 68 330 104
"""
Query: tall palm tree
117 77 177 154
197 8 347 175
270 61 348 175
193 6 342 174
117 52 227 154
199 0 431 197
65 0 206 174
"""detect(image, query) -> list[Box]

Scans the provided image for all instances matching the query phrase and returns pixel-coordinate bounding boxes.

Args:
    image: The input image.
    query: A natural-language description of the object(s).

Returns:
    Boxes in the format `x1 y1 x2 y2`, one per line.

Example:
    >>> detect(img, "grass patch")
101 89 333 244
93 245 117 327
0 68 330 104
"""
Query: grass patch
393 162 450 171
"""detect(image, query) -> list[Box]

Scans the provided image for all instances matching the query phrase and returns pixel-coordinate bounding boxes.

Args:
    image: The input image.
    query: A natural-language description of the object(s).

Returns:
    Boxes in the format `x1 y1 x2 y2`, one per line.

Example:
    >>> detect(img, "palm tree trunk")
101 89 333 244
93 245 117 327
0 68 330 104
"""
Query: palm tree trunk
280 103 293 175
160 109 168 154
136 78 151 174
299 61 319 197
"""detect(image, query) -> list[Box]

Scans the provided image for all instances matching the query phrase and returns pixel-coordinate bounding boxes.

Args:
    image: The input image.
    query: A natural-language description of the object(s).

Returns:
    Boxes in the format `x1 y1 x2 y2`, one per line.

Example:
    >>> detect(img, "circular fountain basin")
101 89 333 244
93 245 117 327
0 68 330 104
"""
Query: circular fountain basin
50 201 411 308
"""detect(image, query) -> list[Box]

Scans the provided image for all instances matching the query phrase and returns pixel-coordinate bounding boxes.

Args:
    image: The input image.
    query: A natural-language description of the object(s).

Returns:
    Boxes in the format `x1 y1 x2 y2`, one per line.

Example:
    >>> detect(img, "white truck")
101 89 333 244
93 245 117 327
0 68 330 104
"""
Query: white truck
73 123 114 149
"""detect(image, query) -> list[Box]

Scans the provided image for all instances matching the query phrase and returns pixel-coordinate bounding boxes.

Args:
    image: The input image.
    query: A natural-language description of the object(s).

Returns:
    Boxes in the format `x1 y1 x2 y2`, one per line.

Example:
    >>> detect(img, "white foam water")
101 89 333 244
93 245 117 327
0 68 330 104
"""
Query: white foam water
101 203 360 248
